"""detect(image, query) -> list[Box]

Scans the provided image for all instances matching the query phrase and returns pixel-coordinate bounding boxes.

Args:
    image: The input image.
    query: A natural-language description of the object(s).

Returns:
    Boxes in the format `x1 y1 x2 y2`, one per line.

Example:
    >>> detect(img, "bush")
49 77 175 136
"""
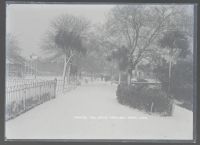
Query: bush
116 84 174 116
154 58 193 110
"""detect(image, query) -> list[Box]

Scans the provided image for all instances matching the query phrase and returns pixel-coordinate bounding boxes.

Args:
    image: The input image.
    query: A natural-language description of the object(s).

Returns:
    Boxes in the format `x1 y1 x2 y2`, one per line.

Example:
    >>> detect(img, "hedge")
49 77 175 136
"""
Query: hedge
116 84 174 116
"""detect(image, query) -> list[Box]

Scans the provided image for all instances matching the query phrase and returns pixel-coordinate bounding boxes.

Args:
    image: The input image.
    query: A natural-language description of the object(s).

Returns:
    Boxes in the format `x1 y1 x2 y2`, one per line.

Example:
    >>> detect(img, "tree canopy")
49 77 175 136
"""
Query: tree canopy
6 34 25 63
104 5 192 71
159 30 190 58
43 14 89 59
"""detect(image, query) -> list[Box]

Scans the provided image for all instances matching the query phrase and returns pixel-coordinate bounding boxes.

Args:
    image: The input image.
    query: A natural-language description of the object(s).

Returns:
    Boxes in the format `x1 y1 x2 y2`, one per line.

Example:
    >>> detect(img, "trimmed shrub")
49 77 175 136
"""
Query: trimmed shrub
116 84 174 116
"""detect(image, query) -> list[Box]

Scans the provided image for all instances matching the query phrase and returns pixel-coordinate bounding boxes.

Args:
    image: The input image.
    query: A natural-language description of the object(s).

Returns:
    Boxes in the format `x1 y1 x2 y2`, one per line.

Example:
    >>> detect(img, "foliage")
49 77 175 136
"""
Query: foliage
153 58 193 110
6 34 25 63
156 27 192 110
153 58 169 92
105 5 188 72
116 83 173 116
79 33 110 74
42 14 90 79
159 30 190 58
80 54 104 74
51 14 89 54
42 14 89 64
107 46 129 71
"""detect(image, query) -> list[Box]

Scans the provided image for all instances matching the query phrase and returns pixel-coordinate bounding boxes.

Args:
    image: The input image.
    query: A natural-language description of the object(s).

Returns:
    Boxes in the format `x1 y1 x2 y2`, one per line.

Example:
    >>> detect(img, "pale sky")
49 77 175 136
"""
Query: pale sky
6 4 194 59
6 4 114 58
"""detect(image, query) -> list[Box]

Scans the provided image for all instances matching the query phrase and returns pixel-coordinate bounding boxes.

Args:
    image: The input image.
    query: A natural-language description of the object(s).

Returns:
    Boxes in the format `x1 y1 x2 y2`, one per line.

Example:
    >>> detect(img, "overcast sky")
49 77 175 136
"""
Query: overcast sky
6 4 194 59
6 4 114 58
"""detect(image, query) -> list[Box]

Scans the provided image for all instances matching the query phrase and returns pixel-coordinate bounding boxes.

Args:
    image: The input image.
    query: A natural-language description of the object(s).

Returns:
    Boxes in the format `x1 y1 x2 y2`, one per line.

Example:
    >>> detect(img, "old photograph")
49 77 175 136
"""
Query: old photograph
5 3 195 140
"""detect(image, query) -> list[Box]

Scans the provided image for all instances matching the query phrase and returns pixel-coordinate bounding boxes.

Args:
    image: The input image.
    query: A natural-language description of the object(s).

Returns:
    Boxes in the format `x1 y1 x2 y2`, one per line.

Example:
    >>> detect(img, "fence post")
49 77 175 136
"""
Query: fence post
54 78 57 98
23 84 26 112
39 83 41 104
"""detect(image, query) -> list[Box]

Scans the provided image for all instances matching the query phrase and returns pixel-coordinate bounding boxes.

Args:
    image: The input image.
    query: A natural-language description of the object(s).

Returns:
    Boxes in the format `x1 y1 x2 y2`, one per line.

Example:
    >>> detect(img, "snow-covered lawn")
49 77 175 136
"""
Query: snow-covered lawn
5 81 193 140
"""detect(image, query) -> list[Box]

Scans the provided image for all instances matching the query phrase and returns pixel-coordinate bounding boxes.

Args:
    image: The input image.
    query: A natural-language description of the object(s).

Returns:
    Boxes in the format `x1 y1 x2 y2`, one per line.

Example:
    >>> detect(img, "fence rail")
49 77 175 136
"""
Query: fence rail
5 78 78 121
6 79 45 87
56 79 78 95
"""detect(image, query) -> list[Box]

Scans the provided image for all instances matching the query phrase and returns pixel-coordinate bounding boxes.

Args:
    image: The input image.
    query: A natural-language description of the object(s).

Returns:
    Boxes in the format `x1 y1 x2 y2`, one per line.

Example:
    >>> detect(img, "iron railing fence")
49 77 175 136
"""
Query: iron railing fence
56 79 78 95
6 78 78 93
6 80 57 121
6 79 45 87
6 78 79 121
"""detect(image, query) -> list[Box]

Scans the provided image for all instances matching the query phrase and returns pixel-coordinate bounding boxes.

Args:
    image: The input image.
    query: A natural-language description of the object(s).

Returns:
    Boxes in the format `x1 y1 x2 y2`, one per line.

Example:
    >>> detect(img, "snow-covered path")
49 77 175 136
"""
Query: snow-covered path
6 82 193 140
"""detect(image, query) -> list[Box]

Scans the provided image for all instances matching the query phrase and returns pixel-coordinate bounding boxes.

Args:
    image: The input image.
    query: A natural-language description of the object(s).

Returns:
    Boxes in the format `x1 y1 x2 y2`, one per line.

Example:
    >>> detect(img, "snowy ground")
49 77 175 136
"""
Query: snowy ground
5 81 193 140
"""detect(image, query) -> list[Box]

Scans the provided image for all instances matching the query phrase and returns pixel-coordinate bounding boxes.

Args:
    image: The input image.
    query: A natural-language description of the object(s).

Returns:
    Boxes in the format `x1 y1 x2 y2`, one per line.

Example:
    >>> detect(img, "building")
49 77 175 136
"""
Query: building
6 57 25 78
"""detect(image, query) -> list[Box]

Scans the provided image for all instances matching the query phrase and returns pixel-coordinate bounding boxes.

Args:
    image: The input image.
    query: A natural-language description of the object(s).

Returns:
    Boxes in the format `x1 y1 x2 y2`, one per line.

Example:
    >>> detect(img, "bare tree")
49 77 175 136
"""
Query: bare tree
105 5 188 85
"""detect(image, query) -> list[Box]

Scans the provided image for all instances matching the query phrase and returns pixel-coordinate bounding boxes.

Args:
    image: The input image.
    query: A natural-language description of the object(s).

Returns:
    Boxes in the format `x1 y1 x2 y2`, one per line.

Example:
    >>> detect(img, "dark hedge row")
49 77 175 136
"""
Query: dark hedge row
116 84 174 116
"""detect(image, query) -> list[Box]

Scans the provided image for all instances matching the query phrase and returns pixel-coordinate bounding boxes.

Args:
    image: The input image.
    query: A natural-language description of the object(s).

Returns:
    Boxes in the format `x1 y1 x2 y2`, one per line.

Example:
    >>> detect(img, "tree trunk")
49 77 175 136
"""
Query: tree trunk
168 55 172 97
168 48 173 97
127 69 132 85
67 63 71 84
62 50 73 91
118 72 121 84
62 55 67 79
62 55 68 91
127 64 135 85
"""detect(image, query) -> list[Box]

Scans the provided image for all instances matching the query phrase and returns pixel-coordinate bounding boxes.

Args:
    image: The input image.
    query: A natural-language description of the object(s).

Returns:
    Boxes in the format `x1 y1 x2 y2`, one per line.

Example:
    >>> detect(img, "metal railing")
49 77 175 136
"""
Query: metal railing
5 78 79 121
56 79 78 95
6 80 57 121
